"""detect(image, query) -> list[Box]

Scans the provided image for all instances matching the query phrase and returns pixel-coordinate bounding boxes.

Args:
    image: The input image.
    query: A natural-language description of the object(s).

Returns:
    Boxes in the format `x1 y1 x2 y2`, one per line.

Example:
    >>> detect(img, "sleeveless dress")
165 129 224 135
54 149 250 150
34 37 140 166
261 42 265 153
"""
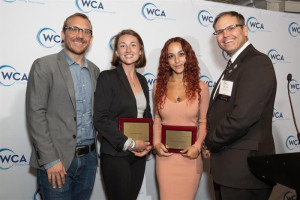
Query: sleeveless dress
153 81 209 200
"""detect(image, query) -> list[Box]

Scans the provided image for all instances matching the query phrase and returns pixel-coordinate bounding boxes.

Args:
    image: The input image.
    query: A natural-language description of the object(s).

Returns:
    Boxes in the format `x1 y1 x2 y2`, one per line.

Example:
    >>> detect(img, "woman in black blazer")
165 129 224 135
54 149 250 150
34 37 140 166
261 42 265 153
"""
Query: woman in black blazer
93 29 152 200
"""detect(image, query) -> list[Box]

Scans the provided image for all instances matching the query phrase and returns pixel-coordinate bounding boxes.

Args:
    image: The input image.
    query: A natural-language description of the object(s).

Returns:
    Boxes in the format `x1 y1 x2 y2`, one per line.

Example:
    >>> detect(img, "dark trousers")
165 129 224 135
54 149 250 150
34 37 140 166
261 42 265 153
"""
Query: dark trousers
213 182 273 200
101 153 146 200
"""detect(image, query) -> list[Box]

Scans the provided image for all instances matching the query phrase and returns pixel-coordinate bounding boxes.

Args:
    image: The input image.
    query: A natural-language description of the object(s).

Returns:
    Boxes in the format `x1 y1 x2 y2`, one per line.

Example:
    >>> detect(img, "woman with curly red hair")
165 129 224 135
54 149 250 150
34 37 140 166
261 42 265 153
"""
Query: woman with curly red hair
153 37 209 199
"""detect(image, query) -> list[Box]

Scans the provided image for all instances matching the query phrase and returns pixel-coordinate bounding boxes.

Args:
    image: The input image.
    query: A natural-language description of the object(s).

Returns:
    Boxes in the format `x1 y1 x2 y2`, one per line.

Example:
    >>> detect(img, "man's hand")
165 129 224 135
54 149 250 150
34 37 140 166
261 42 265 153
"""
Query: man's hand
132 145 152 157
46 161 67 188
135 140 150 152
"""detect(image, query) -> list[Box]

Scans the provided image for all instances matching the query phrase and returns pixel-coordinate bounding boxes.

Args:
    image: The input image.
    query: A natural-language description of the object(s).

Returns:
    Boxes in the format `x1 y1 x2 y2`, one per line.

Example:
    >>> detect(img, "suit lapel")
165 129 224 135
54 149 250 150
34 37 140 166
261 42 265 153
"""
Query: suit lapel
229 44 254 75
87 60 97 113
57 50 76 110
209 71 224 106
209 44 254 108
116 66 136 101
88 62 97 92
138 74 149 106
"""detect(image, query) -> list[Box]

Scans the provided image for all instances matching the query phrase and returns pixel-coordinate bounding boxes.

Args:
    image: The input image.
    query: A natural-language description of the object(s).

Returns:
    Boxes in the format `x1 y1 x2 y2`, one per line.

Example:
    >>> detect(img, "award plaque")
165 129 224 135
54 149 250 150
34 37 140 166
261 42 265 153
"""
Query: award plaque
119 118 153 145
161 125 197 153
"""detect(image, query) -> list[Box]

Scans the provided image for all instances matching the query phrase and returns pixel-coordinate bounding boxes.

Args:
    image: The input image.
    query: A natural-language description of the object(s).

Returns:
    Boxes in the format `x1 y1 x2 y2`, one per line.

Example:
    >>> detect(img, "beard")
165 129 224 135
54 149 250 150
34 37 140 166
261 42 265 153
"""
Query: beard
64 37 89 56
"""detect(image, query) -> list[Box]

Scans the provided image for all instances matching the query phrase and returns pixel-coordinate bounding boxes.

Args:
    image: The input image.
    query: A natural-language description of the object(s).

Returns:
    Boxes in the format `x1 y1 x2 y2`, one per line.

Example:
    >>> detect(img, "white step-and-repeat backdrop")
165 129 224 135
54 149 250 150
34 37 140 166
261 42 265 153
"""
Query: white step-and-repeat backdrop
1 0 299 199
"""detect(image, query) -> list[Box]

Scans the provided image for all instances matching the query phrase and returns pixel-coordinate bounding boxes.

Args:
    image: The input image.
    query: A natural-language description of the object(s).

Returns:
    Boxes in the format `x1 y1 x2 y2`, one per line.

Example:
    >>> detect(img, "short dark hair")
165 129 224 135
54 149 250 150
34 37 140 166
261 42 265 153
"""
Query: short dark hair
111 29 146 68
62 13 92 35
213 11 245 29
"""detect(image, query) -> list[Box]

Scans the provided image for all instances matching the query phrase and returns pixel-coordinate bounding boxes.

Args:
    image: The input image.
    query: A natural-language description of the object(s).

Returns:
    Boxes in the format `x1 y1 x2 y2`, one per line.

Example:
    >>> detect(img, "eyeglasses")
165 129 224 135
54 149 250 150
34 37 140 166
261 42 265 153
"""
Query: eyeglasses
213 24 243 36
64 26 92 36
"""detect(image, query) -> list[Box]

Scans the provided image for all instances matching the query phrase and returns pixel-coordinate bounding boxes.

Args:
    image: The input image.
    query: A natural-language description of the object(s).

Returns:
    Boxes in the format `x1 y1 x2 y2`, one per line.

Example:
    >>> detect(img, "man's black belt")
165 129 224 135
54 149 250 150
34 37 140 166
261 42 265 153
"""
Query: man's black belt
75 143 95 157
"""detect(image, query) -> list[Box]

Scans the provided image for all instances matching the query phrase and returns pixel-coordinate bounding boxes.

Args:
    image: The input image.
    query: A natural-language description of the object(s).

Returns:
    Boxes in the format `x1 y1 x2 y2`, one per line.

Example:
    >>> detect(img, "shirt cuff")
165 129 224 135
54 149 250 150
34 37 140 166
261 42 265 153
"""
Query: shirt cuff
43 159 60 170
123 138 133 152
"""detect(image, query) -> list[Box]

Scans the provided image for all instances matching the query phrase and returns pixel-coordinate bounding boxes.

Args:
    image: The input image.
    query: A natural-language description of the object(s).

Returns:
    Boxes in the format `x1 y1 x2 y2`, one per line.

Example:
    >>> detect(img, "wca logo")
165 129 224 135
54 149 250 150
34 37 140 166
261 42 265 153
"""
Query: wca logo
0 148 28 170
284 191 297 200
286 135 300 150
288 22 300 37
142 3 174 21
267 49 289 64
108 36 115 51
37 27 61 48
76 0 114 13
246 17 265 33
272 108 288 122
289 79 300 94
200 75 216 90
144 73 156 91
0 65 28 86
197 10 214 27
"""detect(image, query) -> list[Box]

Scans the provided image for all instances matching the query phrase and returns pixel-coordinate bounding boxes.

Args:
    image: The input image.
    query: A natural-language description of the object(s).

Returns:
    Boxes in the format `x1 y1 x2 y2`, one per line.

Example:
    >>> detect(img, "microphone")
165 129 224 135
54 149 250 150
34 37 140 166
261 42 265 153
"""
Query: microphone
287 73 300 141
287 73 292 82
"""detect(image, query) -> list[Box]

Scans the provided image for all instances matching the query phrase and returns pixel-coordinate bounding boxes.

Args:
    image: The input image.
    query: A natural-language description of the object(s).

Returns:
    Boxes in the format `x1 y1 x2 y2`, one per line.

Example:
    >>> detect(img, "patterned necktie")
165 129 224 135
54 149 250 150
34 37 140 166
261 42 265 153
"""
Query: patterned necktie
224 59 232 75
213 59 232 99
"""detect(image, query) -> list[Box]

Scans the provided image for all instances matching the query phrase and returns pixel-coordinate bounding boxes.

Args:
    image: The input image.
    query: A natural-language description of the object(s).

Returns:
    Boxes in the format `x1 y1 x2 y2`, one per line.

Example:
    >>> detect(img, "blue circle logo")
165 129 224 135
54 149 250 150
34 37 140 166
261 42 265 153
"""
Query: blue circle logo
288 22 300 37
286 135 299 150
197 10 214 27
36 27 61 48
144 73 157 91
141 3 169 21
289 79 300 94
76 0 105 13
246 17 265 33
0 65 28 86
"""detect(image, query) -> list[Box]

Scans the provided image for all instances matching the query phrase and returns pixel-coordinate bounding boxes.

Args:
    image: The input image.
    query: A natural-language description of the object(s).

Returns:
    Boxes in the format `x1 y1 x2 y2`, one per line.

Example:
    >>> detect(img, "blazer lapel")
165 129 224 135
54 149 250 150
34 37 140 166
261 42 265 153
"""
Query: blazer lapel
209 70 225 106
138 74 149 105
228 44 254 75
57 50 76 110
116 66 135 100
209 44 254 107
88 62 97 92
87 60 97 113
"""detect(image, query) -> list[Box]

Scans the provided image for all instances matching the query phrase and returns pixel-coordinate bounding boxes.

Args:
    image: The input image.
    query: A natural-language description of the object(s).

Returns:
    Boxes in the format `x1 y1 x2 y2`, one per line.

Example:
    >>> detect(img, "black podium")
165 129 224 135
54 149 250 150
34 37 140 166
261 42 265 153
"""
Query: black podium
248 152 300 192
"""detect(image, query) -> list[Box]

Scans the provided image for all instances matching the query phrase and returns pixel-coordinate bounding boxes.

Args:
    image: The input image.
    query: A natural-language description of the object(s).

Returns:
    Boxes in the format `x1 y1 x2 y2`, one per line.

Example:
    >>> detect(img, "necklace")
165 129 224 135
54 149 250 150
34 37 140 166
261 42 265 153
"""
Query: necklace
168 78 184 103
127 73 137 87
131 76 136 87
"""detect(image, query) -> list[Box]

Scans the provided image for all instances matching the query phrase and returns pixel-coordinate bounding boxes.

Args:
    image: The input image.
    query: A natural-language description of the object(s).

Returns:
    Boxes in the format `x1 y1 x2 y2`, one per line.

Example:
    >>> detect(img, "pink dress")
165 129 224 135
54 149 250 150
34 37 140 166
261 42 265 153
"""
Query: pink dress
153 81 209 200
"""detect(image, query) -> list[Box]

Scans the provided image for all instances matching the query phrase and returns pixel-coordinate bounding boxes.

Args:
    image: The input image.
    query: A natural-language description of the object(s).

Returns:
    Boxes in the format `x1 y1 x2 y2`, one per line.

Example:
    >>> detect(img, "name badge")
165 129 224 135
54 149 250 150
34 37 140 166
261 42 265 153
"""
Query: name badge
217 80 233 101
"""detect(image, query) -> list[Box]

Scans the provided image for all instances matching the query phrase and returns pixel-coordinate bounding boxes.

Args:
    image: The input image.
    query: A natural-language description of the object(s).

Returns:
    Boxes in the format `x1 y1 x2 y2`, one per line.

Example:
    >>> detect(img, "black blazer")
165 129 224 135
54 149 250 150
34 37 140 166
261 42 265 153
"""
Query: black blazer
205 44 277 189
93 66 152 156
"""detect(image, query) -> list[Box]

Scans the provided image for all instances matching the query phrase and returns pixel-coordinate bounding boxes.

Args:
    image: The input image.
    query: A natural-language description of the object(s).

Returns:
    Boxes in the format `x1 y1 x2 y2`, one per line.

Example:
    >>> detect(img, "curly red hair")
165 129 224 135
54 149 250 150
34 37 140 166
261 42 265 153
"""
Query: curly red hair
155 37 201 109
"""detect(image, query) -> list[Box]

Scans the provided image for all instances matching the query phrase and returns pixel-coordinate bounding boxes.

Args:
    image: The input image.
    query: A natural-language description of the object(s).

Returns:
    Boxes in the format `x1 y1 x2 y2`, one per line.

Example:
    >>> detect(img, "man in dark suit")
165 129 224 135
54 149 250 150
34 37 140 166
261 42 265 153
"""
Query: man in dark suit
202 11 277 200
26 13 100 200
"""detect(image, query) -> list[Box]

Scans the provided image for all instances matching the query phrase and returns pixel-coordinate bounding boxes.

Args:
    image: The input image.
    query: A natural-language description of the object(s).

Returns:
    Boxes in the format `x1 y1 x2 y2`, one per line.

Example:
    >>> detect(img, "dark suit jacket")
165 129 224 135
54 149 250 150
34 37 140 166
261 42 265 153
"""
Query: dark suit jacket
205 44 277 189
26 50 100 170
93 66 152 156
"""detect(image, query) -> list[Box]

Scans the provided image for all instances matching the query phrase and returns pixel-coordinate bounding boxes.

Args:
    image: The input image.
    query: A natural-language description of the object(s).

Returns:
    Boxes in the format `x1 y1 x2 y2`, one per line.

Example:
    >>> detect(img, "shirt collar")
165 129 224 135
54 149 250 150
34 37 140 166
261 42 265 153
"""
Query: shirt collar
229 41 250 63
63 49 88 69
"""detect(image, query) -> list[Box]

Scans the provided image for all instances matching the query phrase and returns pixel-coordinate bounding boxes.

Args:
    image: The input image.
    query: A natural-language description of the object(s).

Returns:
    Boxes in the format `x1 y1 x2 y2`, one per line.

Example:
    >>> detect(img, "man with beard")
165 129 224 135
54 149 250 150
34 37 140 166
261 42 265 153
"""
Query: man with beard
26 13 100 200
